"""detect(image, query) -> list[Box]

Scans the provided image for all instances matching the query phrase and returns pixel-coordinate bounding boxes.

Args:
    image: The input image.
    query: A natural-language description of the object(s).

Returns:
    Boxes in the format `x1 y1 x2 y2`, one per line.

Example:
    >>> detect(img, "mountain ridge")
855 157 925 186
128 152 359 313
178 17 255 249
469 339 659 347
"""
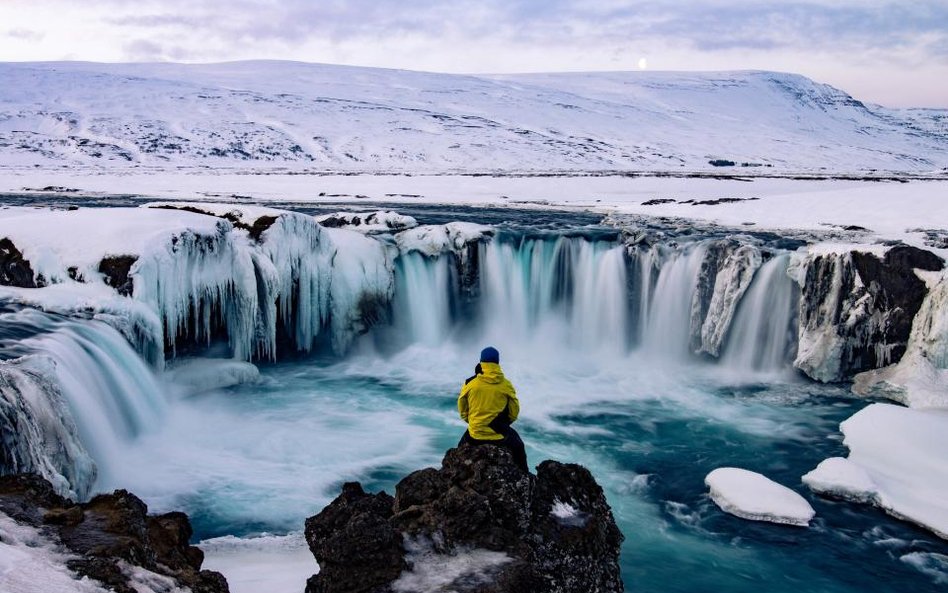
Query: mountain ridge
1 60 945 172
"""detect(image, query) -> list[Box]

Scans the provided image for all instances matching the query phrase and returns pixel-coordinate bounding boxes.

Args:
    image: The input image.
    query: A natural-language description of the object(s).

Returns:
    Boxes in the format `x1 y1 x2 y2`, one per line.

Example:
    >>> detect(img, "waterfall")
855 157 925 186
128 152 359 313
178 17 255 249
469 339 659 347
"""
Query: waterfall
392 252 456 346
640 243 709 360
389 234 631 353
1 306 167 494
721 254 799 373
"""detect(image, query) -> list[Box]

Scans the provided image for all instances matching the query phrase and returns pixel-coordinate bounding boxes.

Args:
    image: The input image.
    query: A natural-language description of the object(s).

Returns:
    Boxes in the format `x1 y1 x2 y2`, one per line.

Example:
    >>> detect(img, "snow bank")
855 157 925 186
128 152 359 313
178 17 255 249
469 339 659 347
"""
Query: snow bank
803 403 948 539
199 532 317 593
0 206 222 284
705 467 815 526
163 358 260 395
316 211 417 234
0 511 108 593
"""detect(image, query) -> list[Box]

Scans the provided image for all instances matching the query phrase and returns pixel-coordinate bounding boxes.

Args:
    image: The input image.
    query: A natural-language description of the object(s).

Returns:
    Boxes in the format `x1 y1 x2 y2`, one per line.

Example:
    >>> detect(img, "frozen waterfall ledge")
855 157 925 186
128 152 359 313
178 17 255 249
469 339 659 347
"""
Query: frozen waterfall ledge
803 403 948 540
705 468 815 527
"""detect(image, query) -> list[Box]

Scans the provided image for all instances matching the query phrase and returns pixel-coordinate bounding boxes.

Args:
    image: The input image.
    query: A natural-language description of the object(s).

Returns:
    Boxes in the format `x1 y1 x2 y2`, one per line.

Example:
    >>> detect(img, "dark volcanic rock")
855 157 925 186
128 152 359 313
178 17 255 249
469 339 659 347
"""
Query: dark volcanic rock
304 482 404 593
305 446 624 593
0 237 40 288
0 473 228 593
98 255 137 296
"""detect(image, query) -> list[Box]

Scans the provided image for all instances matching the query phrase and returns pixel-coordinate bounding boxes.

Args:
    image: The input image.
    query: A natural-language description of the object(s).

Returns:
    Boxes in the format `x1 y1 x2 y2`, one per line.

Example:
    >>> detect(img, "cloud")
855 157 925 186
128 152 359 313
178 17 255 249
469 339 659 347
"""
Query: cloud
85 0 948 63
5 28 45 42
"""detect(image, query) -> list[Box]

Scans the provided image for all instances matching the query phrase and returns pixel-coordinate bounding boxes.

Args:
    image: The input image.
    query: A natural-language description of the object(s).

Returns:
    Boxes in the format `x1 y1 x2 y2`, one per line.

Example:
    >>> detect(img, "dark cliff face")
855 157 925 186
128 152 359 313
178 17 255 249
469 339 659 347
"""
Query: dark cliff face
0 238 41 288
0 474 229 593
304 445 624 593
797 245 944 381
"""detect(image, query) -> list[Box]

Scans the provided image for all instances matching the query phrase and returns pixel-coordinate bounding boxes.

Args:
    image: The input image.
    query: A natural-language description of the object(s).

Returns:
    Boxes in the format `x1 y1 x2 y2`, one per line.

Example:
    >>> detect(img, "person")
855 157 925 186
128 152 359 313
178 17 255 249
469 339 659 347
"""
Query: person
457 346 528 472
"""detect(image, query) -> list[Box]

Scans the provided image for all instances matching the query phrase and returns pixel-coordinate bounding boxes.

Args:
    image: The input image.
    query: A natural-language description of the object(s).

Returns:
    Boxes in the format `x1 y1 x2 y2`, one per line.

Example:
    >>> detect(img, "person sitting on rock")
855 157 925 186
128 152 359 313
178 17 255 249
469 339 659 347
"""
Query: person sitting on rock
457 346 528 472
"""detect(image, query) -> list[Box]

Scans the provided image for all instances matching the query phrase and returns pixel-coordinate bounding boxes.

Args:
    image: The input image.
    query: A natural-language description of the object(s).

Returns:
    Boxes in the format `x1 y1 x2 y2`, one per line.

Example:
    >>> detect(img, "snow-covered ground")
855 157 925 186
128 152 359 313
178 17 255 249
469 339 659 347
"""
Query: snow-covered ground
3 172 948 249
1 61 945 172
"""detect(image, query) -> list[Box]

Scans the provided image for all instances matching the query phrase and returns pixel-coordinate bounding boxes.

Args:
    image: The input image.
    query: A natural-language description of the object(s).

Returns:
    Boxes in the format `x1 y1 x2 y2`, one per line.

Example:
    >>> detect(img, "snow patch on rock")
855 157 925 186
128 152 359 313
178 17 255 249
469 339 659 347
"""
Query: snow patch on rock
316 211 417 234
392 536 512 593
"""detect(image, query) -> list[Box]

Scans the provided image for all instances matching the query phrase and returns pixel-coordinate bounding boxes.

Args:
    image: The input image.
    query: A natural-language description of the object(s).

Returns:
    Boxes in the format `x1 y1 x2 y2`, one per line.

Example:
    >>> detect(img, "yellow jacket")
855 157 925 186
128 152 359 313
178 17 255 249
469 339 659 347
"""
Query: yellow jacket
458 362 520 441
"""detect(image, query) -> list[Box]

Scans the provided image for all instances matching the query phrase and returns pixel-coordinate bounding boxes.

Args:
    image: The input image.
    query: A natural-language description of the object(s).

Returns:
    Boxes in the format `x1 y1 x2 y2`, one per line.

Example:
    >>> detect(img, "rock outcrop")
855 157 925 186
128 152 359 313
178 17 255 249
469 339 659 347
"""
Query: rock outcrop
793 245 944 381
304 445 624 593
0 473 228 593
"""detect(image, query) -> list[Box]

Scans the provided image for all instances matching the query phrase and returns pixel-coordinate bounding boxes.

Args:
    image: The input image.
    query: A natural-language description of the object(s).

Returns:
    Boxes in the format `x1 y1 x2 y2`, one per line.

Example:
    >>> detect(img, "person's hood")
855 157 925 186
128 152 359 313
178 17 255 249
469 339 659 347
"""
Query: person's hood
478 362 505 384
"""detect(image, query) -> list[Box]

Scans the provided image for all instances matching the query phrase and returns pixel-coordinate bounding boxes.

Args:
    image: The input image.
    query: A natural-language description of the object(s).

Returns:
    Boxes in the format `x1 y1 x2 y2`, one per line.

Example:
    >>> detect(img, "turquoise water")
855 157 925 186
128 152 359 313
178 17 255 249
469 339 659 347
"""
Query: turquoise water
106 347 948 592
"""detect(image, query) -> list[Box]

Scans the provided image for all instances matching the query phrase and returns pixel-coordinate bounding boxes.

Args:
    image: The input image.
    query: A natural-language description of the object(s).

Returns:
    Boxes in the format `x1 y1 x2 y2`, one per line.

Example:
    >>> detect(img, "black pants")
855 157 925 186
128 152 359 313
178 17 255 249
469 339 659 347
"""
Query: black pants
458 427 529 473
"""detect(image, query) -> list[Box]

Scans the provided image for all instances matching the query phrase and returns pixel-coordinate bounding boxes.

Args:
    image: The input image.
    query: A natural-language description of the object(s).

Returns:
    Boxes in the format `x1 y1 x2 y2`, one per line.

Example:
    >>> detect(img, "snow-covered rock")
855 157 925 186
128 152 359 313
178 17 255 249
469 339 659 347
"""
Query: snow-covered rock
852 270 948 407
316 211 417 234
791 245 944 382
803 403 948 539
705 467 815 527
394 222 493 258
0 511 108 593
697 244 763 356
801 457 878 504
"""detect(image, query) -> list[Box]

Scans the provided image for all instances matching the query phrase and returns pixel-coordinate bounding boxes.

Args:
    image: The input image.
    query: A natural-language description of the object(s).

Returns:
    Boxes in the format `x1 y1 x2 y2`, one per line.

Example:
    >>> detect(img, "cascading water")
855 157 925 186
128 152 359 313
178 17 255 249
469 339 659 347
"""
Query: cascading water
639 243 709 360
0 306 167 494
389 233 632 354
721 254 799 373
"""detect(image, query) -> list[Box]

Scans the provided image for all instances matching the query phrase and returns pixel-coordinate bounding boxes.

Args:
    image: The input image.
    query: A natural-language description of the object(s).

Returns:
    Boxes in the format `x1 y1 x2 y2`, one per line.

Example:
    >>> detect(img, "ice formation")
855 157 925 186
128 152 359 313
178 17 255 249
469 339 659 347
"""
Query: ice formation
803 403 948 539
0 354 94 500
705 467 816 526
852 270 948 408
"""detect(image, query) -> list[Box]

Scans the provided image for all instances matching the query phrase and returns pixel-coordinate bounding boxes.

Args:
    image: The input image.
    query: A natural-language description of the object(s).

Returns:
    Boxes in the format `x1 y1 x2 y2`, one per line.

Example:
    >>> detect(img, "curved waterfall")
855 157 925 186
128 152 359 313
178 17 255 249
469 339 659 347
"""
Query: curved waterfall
388 232 798 369
1 228 803 498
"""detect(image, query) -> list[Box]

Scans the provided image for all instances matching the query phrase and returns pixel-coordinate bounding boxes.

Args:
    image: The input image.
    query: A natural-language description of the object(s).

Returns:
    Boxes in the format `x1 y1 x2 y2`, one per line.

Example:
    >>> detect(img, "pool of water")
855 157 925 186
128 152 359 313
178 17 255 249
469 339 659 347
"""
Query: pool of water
99 342 948 592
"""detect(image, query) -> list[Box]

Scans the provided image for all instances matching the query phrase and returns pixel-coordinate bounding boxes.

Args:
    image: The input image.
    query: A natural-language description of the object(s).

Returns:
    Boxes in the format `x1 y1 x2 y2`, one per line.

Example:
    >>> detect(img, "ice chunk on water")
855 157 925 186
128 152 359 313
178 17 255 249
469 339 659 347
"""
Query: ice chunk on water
802 457 878 503
705 467 815 526
804 403 948 539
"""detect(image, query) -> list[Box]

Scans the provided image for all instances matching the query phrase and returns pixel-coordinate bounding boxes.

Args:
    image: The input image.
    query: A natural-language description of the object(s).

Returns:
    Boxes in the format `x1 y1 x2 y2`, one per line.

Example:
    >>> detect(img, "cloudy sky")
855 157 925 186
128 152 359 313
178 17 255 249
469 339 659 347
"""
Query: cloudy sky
1 0 945 107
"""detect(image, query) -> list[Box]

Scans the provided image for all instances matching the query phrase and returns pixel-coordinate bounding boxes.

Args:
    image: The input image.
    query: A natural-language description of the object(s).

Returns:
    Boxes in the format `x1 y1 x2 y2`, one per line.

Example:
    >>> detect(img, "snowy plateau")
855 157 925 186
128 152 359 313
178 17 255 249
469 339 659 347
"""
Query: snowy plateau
0 60 946 172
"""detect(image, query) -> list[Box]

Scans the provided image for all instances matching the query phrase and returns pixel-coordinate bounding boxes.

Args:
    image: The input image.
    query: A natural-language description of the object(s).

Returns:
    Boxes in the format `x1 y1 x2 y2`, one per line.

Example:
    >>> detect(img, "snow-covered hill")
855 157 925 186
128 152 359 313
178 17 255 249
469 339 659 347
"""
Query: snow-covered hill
1 60 946 173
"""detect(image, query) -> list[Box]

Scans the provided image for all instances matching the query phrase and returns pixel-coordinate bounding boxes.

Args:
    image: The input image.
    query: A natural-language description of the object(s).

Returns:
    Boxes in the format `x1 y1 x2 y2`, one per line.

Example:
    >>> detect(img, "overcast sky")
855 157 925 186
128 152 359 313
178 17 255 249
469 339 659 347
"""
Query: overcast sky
1 0 946 107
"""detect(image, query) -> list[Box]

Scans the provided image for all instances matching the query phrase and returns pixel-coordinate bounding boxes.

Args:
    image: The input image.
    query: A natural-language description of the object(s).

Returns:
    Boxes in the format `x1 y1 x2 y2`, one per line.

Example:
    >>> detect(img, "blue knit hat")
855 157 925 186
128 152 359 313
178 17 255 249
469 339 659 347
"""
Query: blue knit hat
480 346 500 364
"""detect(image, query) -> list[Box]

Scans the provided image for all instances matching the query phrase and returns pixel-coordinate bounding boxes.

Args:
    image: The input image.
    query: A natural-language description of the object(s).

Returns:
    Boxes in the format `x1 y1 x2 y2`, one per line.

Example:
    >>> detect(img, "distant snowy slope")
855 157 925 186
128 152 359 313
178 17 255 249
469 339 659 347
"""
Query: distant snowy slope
0 60 946 172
